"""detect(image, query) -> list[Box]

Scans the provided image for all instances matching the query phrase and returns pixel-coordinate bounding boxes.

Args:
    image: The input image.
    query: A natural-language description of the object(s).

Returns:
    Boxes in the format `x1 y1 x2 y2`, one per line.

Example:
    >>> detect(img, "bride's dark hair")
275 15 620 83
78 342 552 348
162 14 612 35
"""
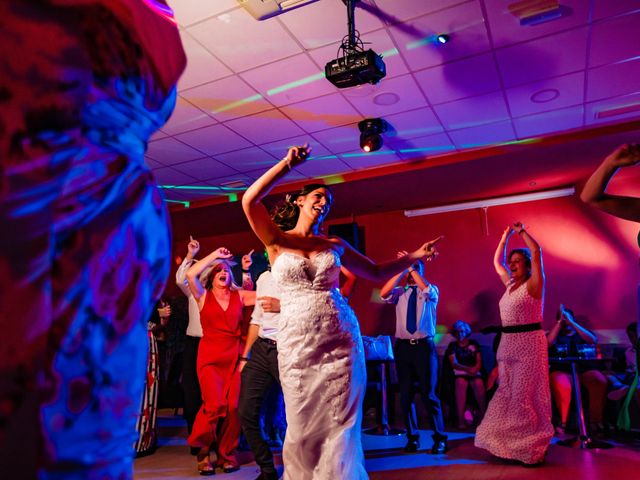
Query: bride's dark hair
271 183 332 231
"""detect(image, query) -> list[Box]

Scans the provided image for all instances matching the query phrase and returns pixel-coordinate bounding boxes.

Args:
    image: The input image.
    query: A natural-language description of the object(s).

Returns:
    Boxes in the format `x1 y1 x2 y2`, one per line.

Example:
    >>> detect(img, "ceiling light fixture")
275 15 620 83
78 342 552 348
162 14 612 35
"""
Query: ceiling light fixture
358 118 388 153
404 187 575 217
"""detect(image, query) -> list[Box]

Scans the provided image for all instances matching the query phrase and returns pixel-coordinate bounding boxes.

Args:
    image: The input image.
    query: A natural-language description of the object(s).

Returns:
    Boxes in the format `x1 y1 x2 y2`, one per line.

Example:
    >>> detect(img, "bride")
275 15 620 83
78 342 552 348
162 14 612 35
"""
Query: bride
242 145 441 480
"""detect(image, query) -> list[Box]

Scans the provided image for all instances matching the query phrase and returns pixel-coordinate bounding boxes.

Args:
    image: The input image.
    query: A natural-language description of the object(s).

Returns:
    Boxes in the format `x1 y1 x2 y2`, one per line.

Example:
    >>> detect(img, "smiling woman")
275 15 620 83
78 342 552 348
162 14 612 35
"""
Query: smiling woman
241 145 443 479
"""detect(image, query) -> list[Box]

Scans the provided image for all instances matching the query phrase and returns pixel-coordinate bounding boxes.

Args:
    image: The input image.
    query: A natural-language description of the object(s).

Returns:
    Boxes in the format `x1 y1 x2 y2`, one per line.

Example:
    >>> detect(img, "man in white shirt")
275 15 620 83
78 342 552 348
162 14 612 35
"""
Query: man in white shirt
176 237 253 451
380 257 447 455
238 269 282 480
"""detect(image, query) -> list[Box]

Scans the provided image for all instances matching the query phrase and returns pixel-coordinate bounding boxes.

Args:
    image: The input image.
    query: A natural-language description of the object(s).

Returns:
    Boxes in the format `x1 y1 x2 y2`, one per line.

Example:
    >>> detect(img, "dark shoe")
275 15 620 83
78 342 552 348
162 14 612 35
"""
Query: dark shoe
404 434 420 453
222 463 239 473
255 471 279 480
191 446 201 456
431 434 448 454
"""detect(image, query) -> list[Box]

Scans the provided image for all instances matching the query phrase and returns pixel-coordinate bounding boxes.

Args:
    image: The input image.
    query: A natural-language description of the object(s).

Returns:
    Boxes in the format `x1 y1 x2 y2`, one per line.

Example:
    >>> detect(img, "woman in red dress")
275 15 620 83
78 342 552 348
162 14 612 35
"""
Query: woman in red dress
186 248 255 475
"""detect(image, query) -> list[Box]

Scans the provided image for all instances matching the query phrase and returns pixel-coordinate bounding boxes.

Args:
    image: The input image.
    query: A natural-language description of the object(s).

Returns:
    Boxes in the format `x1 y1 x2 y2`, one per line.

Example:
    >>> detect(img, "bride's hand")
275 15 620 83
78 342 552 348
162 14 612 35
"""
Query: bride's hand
283 144 311 169
415 236 443 261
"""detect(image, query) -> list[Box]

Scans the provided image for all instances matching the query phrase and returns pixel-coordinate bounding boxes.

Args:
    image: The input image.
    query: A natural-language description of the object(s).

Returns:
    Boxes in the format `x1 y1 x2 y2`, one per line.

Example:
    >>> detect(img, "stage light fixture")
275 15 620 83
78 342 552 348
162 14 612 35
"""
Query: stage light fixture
358 118 388 153
436 34 450 44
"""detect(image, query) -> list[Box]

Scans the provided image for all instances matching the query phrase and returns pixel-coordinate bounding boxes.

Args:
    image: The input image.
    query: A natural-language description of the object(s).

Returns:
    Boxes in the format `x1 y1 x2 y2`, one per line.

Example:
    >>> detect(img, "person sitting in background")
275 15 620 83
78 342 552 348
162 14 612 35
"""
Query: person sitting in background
547 305 608 436
608 322 639 402
445 320 487 429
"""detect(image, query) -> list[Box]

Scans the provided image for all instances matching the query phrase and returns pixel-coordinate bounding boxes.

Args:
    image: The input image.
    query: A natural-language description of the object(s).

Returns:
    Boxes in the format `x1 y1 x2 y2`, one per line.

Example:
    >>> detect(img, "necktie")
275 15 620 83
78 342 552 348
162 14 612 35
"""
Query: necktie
406 286 417 334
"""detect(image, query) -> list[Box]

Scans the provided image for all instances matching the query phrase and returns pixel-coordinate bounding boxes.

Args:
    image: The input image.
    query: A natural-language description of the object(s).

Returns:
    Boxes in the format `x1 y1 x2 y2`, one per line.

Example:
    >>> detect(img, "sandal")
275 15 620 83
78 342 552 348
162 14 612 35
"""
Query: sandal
197 456 216 476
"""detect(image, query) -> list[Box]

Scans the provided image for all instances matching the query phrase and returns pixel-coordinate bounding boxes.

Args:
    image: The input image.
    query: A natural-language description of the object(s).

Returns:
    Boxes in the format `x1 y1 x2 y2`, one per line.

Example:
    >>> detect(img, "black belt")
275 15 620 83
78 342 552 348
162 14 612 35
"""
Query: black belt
258 337 277 345
501 322 542 333
396 337 432 345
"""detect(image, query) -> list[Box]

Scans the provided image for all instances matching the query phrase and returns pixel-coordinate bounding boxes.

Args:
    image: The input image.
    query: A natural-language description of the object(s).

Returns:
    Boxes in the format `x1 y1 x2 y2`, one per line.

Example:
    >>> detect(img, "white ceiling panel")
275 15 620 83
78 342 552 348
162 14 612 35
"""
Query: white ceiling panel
174 124 252 157
505 71 584 118
513 105 584 139
225 110 306 144
434 91 510 130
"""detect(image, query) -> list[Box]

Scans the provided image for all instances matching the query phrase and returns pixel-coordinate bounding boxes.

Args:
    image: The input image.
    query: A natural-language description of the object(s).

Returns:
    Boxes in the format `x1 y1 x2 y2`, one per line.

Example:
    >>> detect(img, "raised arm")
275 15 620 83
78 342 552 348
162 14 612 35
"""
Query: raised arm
176 236 200 296
340 236 443 283
186 247 232 302
241 145 311 251
513 222 544 299
581 144 640 222
493 226 512 285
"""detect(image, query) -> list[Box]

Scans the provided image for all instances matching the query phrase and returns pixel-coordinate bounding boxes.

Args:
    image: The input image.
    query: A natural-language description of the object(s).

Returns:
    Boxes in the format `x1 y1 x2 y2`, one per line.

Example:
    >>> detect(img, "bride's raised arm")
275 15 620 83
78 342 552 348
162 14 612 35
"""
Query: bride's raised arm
242 145 310 250
336 235 443 283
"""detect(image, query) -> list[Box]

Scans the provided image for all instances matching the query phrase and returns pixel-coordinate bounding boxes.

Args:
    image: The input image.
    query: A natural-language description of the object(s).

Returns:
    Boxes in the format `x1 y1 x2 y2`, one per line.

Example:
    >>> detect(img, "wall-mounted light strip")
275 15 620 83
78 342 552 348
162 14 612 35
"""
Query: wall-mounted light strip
404 187 575 217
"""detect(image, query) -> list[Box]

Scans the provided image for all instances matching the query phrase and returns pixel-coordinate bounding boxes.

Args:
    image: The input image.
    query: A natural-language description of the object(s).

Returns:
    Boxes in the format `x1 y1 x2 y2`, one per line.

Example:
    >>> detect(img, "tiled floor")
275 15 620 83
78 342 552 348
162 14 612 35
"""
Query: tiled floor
134 412 640 479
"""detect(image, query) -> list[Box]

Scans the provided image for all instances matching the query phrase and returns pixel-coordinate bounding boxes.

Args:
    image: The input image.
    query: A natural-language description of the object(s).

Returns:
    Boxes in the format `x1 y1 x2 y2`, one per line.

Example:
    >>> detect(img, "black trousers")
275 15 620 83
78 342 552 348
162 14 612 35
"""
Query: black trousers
394 338 446 438
181 335 202 434
239 339 280 474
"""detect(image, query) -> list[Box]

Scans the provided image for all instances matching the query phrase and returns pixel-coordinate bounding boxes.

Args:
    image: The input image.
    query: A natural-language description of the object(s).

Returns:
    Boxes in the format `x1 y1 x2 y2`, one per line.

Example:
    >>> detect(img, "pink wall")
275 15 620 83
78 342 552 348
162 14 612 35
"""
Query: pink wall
170 194 639 341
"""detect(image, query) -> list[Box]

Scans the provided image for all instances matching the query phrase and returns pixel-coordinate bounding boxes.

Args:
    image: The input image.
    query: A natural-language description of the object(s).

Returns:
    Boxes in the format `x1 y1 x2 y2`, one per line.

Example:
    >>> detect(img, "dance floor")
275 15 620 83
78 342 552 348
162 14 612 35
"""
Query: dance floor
135 410 640 479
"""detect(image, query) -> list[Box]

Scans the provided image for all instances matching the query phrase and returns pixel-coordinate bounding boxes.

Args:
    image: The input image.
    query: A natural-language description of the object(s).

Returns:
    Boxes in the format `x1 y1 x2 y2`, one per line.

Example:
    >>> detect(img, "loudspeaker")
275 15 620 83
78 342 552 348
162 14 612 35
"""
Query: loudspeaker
328 222 365 254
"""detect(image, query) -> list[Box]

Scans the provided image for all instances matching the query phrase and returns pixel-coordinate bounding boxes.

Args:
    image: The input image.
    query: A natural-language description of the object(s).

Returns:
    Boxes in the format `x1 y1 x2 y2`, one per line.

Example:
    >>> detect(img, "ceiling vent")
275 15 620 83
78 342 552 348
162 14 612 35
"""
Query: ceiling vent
237 0 320 20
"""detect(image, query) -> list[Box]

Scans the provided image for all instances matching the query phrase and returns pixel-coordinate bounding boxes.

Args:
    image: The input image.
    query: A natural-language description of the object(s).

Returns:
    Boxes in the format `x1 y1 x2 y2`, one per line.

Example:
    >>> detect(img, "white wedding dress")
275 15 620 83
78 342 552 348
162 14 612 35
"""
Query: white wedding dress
271 249 368 480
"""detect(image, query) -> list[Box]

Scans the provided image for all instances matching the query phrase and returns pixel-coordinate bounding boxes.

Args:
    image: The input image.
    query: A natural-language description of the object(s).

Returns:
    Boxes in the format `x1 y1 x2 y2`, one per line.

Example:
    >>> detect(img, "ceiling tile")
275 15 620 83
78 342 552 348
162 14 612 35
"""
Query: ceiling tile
484 0 590 49
277 0 384 50
162 96 217 135
243 166 309 182
174 124 252 156
180 76 273 122
592 0 640 20
587 58 640 102
171 156 238 182
589 11 640 68
240 54 333 107
187 8 303 72
307 28 409 80
414 52 501 105
585 92 640 126
506 71 584 118
346 74 428 117
144 156 165 169
146 137 207 163
384 107 444 138
388 2 491 71
168 0 239 27
213 147 278 174
205 172 254 187
280 93 362 133
177 31 233 92
225 110 306 144
292 157 354 179
496 27 588 88
389 132 456 160
340 147 401 170
260 135 333 160
513 105 584 139
310 123 362 154
149 130 167 141
448 120 516 149
372 0 464 23
152 166 199 185
434 91 510 130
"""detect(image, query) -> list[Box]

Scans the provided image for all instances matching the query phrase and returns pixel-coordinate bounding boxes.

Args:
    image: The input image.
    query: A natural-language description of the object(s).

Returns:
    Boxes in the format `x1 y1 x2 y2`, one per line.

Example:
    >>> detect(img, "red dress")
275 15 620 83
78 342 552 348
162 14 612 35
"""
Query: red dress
188 289 244 466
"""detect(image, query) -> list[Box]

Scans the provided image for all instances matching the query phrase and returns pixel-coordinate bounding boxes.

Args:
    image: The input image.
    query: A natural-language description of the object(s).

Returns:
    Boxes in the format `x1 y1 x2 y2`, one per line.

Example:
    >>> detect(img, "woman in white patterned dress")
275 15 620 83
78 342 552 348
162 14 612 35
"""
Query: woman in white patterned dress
475 222 554 465
242 145 442 480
